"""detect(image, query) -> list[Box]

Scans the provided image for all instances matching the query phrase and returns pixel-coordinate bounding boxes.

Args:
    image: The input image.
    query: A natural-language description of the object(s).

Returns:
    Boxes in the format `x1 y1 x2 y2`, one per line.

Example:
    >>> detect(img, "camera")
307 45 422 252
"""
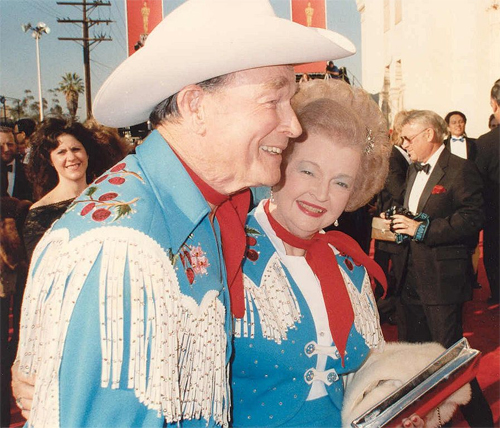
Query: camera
384 206 415 233
384 206 414 220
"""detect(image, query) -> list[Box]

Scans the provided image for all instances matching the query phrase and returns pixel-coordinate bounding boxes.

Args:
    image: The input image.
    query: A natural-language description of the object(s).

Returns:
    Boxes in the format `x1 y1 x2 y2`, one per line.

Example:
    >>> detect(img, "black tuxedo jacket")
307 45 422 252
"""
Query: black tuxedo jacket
376 146 410 254
11 158 32 201
377 146 410 213
391 148 484 305
474 126 499 226
444 136 477 160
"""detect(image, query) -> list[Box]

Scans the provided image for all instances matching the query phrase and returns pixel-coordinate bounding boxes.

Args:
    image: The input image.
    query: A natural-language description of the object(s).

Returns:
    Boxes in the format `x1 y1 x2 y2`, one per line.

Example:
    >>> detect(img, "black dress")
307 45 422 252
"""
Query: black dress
23 198 74 264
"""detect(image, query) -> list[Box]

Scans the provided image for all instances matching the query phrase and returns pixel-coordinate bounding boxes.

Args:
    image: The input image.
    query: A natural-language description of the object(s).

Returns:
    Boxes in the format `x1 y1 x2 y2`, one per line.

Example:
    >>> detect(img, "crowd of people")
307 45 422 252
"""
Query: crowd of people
1 0 498 427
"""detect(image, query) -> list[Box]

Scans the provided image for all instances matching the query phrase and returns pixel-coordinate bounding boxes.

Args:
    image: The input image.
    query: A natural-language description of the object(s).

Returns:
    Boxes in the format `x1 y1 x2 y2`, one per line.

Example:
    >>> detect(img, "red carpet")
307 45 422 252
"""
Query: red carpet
381 241 500 428
8 240 500 427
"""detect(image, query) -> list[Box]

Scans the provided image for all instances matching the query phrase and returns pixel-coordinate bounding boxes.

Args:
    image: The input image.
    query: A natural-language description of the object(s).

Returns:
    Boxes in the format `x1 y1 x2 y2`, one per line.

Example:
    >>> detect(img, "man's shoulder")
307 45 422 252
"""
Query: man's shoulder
53 155 157 236
476 127 500 146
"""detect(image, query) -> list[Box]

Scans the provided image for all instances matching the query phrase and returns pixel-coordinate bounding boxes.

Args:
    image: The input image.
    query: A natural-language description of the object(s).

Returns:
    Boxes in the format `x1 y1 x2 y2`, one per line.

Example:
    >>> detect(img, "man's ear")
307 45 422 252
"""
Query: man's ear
492 98 499 114
176 85 207 135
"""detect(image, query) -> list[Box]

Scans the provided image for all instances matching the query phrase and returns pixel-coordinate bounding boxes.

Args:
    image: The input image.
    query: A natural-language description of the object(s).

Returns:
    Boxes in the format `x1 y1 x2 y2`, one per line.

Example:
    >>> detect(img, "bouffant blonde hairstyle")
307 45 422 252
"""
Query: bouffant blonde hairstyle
286 79 390 211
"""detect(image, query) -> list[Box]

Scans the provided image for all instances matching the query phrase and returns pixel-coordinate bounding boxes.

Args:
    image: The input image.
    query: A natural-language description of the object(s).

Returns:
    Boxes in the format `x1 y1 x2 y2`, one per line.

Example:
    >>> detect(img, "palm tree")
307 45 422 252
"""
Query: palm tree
58 73 84 119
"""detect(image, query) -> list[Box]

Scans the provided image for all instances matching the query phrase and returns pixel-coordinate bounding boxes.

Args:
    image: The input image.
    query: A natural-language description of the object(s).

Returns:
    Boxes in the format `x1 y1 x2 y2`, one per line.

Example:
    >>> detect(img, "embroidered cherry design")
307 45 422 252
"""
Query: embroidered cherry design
98 192 119 201
95 175 108 184
246 249 259 261
110 162 126 172
108 177 126 185
81 203 95 216
92 209 112 222
246 236 257 246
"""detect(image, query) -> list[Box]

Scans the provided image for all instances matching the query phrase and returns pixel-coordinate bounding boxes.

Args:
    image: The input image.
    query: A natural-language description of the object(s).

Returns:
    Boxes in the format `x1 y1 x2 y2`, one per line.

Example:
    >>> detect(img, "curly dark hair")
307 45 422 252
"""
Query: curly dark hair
27 118 115 200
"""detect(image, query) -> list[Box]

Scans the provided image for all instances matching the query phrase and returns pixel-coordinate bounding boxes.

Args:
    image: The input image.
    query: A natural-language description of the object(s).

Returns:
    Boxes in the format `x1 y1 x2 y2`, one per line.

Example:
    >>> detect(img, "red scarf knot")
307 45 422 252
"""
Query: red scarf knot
264 200 386 366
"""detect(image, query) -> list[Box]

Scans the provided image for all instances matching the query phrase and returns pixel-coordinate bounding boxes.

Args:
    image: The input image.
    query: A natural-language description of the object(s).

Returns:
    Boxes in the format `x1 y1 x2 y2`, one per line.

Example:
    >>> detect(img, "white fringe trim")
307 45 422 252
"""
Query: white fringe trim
234 253 301 344
342 269 384 350
17 226 229 428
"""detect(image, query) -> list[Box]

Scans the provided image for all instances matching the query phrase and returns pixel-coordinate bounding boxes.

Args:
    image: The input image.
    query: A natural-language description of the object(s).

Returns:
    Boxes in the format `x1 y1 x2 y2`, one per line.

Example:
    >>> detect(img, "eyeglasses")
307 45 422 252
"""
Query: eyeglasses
400 127 430 144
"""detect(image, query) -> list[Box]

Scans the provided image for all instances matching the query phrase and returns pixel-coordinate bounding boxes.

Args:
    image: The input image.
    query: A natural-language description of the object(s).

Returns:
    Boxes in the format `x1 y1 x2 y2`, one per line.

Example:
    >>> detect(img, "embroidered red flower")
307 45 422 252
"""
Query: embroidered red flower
432 185 446 195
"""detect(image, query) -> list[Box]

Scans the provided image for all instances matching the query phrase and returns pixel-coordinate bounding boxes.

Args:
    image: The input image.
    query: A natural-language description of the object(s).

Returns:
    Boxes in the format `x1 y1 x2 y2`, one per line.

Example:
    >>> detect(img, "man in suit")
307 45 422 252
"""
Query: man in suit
0 126 32 201
475 79 500 303
373 111 411 322
14 118 36 163
386 109 493 428
444 111 482 289
444 111 476 160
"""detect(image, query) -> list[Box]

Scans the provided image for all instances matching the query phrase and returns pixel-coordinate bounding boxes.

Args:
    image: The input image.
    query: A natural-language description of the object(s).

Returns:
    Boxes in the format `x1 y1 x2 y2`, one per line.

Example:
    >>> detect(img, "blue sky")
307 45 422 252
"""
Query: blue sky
0 0 361 120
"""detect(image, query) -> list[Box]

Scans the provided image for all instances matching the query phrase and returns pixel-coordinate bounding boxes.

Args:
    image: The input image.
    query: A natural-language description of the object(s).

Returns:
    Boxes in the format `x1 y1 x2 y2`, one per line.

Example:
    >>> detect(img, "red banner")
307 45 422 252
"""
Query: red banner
291 0 327 74
126 0 163 56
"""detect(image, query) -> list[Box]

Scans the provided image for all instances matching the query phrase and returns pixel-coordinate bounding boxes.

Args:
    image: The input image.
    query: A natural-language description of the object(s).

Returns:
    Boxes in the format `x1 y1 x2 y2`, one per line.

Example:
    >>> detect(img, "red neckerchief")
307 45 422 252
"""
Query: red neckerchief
264 200 387 365
179 156 250 318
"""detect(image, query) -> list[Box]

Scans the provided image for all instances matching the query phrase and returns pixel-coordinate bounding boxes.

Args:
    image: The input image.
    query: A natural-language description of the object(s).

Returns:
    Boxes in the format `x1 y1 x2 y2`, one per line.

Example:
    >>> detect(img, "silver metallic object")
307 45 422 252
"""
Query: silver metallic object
351 338 480 428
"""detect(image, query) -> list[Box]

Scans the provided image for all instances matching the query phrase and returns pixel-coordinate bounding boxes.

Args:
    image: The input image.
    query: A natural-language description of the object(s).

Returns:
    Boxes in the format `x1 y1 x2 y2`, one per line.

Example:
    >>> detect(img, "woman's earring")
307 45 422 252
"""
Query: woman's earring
270 188 275 203
334 219 339 227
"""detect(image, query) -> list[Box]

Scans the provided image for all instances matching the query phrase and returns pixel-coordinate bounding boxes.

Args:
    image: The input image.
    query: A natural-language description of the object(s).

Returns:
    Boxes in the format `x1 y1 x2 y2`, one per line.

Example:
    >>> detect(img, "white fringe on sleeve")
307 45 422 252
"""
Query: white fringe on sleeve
17 226 229 428
234 253 301 344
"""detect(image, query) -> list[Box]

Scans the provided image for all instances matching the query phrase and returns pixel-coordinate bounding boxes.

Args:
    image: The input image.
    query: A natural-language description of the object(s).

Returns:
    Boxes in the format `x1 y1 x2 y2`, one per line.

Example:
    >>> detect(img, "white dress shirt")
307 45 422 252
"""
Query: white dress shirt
6 160 15 196
449 135 467 159
408 144 446 213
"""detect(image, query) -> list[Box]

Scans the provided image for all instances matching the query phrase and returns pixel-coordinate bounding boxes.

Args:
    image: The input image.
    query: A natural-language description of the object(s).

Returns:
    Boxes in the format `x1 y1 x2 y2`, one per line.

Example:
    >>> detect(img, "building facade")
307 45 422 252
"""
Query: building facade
356 0 500 137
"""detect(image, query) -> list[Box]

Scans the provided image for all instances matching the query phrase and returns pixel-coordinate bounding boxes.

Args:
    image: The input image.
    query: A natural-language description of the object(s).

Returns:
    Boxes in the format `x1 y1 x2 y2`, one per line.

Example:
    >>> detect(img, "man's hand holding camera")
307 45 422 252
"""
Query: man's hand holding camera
381 206 429 243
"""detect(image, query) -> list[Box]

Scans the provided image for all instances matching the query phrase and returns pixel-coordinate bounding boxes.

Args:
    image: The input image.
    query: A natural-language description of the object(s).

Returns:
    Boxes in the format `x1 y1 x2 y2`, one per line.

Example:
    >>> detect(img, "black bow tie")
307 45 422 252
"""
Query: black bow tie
414 162 430 174
6 163 13 172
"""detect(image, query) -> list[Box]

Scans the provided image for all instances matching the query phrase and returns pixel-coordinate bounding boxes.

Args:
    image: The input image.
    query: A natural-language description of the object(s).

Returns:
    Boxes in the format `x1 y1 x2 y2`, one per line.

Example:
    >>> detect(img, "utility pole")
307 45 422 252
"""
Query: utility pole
57 1 113 119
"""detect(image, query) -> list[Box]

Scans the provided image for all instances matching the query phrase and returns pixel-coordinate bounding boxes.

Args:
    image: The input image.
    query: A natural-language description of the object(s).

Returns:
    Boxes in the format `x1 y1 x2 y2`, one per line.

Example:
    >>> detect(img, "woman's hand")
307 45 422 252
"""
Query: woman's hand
11 360 36 420
398 414 425 427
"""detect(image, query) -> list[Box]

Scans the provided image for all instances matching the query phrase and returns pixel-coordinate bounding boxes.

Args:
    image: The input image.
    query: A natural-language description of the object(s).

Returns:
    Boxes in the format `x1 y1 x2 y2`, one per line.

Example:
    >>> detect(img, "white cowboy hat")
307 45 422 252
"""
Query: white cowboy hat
93 0 356 127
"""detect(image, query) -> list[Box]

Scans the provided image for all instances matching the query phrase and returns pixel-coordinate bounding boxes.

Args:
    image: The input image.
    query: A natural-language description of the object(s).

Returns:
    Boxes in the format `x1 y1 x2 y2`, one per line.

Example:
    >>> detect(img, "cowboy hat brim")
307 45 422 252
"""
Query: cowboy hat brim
93 0 356 128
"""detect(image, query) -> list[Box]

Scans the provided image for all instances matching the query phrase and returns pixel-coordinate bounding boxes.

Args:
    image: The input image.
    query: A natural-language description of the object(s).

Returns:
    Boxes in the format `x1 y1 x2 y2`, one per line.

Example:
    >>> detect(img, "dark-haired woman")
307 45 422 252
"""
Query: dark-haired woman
23 118 124 262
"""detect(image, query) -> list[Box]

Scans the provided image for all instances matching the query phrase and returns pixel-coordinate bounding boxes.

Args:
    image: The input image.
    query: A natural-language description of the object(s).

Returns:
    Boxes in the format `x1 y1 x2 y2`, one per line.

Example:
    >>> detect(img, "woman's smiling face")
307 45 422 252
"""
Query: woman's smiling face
272 132 361 239
50 134 89 183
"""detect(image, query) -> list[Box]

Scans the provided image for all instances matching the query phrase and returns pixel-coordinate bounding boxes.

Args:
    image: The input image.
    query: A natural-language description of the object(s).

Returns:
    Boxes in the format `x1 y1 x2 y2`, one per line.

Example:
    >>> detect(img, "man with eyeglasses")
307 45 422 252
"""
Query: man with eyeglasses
383 109 493 428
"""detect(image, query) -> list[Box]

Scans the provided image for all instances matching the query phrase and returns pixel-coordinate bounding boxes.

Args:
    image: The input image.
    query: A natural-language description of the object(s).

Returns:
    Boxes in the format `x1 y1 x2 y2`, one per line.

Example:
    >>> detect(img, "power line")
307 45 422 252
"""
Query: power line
56 0 114 119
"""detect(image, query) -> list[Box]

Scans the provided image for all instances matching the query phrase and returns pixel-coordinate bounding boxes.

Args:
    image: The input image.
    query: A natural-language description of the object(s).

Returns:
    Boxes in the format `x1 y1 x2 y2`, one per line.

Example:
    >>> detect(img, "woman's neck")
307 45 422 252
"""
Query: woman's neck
55 177 88 199
282 241 306 257
34 177 87 208
268 200 307 257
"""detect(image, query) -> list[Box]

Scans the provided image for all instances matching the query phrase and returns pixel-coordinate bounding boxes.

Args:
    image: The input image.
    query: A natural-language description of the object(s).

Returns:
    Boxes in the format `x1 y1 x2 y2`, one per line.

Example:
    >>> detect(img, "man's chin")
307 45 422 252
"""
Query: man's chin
257 172 281 188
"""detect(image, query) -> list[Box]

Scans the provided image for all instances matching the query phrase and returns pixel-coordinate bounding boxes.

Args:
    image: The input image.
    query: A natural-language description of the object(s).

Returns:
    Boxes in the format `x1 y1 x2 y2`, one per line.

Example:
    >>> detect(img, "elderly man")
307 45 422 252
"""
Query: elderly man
11 0 356 427
386 110 493 428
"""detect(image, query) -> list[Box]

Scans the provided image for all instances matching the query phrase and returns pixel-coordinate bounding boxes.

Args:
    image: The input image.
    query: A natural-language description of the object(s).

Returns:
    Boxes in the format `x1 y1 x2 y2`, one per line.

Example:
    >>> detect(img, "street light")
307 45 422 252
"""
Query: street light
22 22 50 122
